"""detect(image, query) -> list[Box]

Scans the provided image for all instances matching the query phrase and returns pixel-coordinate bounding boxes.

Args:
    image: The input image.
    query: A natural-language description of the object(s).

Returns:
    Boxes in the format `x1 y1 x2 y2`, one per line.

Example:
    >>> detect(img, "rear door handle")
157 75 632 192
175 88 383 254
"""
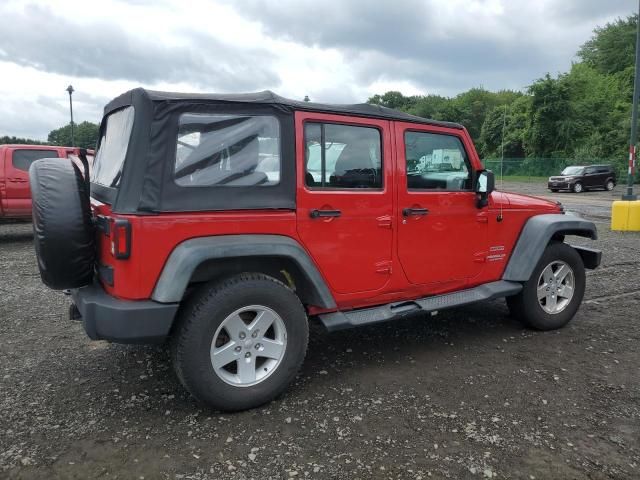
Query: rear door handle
310 209 342 218
402 207 429 217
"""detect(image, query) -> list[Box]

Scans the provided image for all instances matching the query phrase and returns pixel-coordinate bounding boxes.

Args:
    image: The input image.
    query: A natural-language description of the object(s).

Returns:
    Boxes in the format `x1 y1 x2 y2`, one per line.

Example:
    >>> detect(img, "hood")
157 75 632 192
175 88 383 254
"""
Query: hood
500 191 562 212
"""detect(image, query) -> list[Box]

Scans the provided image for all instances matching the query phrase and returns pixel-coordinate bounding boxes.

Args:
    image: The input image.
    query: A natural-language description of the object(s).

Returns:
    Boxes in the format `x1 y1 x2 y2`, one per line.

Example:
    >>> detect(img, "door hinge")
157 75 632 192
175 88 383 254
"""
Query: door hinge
377 215 392 229
375 260 393 274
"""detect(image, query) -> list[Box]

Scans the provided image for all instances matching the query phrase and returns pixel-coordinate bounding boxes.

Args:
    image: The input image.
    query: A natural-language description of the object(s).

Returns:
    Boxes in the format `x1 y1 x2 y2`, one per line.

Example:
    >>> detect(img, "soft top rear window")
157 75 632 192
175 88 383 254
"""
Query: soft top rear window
91 106 135 188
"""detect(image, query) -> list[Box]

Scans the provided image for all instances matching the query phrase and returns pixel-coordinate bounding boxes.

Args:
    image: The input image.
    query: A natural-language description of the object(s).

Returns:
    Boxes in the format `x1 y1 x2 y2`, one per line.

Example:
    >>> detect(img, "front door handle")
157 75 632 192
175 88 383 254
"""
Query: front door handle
402 207 429 217
8 178 27 183
310 209 342 219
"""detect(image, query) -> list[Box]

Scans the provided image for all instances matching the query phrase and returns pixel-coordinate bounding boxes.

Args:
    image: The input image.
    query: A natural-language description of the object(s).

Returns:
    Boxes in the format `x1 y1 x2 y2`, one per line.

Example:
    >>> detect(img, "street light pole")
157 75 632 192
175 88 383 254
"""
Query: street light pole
66 84 75 147
623 2 640 201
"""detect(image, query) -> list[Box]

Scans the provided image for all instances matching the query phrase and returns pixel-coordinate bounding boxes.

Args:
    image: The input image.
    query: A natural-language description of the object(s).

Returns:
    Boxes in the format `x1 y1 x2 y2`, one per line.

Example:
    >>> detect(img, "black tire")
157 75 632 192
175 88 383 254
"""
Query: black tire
29 158 95 290
572 182 583 193
172 273 308 411
605 179 615 191
507 242 585 331
550 189 559 193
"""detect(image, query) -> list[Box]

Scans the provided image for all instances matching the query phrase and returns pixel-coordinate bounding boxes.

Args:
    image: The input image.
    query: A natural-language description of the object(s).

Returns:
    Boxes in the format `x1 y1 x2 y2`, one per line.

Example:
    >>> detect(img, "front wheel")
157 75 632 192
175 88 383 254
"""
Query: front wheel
572 182 583 193
172 273 308 411
605 180 615 191
507 242 586 331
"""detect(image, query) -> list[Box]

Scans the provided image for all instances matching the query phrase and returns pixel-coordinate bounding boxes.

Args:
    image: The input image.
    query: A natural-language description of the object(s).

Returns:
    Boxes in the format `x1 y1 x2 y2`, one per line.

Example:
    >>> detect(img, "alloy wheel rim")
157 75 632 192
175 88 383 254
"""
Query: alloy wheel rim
607 181 614 191
574 183 582 192
210 305 287 387
536 260 575 314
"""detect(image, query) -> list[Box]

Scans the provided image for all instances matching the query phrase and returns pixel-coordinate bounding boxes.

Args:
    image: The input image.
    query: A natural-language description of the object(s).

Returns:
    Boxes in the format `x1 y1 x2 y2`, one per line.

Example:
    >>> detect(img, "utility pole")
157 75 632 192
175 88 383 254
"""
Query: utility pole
623 2 640 201
66 84 75 147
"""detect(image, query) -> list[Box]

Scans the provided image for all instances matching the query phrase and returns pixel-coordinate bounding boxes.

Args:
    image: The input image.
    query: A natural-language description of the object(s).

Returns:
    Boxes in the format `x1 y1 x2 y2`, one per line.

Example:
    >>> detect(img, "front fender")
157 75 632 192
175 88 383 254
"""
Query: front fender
502 214 598 282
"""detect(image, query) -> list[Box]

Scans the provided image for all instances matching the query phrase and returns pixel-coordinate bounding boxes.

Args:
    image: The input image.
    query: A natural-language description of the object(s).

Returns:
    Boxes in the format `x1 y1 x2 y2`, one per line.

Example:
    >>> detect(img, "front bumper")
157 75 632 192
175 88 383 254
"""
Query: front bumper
71 282 179 344
548 180 571 190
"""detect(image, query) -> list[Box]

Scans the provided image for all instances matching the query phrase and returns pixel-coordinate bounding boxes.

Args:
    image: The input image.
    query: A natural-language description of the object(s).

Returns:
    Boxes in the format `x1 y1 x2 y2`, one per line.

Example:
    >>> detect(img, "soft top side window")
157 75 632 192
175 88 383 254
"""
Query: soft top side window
174 114 281 187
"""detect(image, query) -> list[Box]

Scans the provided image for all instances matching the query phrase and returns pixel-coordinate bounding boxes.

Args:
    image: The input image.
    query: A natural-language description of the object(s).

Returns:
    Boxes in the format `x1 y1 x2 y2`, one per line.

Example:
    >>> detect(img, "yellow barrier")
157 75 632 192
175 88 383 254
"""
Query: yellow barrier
611 200 640 231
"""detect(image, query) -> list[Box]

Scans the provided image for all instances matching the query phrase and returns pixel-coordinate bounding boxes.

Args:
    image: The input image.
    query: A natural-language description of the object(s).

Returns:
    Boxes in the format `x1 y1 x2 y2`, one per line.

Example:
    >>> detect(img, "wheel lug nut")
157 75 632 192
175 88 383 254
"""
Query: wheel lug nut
245 352 251 358
234 346 241 352
239 332 246 339
252 331 258 338
255 343 261 350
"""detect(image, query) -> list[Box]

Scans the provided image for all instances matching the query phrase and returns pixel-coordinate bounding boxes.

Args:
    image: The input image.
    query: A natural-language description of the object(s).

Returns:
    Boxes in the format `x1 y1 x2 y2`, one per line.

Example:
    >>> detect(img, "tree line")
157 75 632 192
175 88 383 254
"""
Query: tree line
368 14 638 176
1 121 99 150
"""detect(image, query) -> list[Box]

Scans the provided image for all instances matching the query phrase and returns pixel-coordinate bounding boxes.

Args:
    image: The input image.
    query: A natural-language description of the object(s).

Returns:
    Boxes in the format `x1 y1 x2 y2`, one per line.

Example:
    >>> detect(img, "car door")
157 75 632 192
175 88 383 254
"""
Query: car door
295 111 393 295
394 122 488 289
583 166 598 189
4 148 61 216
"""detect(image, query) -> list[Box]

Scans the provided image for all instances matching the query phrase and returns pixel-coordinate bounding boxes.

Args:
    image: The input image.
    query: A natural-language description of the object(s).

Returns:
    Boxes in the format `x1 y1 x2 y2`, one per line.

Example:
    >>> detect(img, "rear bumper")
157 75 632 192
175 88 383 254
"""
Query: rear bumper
71 282 179 344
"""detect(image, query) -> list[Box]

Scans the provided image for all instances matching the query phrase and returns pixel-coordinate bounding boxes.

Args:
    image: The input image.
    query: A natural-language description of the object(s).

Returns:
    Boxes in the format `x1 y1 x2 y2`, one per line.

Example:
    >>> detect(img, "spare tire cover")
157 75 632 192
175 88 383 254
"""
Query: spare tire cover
30 158 95 290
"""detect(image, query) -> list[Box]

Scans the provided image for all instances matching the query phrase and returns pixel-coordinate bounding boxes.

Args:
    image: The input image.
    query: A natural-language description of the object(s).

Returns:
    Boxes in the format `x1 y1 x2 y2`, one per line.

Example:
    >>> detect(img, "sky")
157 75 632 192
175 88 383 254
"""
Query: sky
0 0 634 140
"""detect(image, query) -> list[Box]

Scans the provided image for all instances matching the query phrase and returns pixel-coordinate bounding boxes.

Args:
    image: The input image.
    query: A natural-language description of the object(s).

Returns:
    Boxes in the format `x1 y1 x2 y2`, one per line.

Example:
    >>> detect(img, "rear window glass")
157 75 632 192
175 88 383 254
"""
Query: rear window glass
12 149 59 172
91 106 135 188
174 114 280 187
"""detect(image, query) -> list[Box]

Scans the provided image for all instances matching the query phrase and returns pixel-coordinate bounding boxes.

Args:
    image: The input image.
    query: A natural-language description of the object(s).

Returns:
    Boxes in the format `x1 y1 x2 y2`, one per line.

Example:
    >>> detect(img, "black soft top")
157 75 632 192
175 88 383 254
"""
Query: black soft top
104 88 463 130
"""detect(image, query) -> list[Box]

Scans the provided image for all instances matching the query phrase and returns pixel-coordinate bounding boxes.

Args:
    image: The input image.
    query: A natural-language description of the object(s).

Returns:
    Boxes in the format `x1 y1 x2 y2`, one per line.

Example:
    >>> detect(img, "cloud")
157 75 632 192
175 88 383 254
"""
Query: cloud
224 0 634 92
0 3 279 91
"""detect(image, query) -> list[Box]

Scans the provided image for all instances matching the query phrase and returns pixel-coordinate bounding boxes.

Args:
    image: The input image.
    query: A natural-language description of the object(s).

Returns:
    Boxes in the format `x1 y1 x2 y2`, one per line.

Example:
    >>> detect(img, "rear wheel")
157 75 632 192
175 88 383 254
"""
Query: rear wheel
605 180 615 191
507 242 585 331
172 273 308 411
572 182 583 193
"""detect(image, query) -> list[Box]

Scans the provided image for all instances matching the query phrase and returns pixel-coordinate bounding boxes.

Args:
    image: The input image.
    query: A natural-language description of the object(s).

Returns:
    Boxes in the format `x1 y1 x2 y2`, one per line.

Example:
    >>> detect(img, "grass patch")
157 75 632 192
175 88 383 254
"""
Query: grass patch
499 175 548 183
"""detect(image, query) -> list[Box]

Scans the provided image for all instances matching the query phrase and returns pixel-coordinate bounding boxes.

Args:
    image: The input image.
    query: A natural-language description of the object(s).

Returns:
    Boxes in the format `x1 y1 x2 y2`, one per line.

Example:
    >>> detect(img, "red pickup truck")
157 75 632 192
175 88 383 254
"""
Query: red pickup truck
0 145 93 219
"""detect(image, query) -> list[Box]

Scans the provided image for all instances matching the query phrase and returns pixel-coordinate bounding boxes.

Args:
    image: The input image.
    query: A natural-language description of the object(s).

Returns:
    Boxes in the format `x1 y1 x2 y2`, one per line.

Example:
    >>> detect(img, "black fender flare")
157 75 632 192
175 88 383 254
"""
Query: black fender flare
502 214 598 282
151 234 336 308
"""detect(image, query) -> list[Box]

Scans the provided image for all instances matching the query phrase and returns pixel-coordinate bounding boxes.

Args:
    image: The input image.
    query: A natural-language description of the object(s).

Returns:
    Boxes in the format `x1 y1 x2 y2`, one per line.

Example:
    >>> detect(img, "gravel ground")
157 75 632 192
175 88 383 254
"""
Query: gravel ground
1 183 639 479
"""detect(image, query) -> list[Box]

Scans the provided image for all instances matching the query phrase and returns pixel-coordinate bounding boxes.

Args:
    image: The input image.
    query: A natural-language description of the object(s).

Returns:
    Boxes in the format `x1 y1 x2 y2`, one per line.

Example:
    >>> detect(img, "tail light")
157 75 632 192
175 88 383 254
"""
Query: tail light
110 218 131 259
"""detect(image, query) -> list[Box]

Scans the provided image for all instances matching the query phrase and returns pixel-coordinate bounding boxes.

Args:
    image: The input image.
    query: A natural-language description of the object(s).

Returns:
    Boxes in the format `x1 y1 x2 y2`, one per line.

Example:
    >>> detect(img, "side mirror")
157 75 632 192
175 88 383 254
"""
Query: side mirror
475 170 495 208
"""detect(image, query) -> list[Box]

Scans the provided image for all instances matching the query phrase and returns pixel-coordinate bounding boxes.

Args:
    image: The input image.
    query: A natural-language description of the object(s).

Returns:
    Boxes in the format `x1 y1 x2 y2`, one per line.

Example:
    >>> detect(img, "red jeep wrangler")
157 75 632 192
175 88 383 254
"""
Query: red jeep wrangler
0 145 93 219
30 89 601 411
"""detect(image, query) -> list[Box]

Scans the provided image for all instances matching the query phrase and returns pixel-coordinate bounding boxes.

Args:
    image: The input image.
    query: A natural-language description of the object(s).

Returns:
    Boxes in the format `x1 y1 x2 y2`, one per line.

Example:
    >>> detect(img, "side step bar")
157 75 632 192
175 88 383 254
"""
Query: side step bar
318 280 522 332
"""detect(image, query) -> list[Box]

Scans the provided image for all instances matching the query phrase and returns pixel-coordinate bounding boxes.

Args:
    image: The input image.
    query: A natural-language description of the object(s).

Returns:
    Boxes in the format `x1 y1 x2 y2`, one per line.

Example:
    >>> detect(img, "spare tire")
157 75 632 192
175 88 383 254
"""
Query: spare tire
30 158 95 290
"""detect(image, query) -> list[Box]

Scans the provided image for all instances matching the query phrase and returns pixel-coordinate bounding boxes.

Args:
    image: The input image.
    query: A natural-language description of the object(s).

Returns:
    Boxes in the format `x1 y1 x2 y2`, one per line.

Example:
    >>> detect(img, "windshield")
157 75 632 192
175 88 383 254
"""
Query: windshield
561 166 584 176
91 106 135 188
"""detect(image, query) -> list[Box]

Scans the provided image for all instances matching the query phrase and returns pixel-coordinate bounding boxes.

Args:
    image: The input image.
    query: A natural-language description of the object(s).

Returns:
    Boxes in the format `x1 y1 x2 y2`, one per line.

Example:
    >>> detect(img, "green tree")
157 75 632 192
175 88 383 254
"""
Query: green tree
480 96 530 158
0 136 48 145
367 91 417 110
47 121 99 149
524 74 574 157
578 15 638 75
404 94 444 118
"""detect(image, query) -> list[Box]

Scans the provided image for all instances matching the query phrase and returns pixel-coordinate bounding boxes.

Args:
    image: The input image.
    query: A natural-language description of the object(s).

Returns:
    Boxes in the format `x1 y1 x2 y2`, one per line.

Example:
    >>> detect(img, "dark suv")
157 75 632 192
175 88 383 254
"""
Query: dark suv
28 88 601 411
548 165 617 193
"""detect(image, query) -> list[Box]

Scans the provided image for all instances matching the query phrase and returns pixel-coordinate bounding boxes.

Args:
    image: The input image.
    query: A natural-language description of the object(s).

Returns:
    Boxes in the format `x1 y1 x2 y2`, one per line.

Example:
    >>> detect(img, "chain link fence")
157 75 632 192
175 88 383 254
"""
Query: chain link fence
482 158 629 183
